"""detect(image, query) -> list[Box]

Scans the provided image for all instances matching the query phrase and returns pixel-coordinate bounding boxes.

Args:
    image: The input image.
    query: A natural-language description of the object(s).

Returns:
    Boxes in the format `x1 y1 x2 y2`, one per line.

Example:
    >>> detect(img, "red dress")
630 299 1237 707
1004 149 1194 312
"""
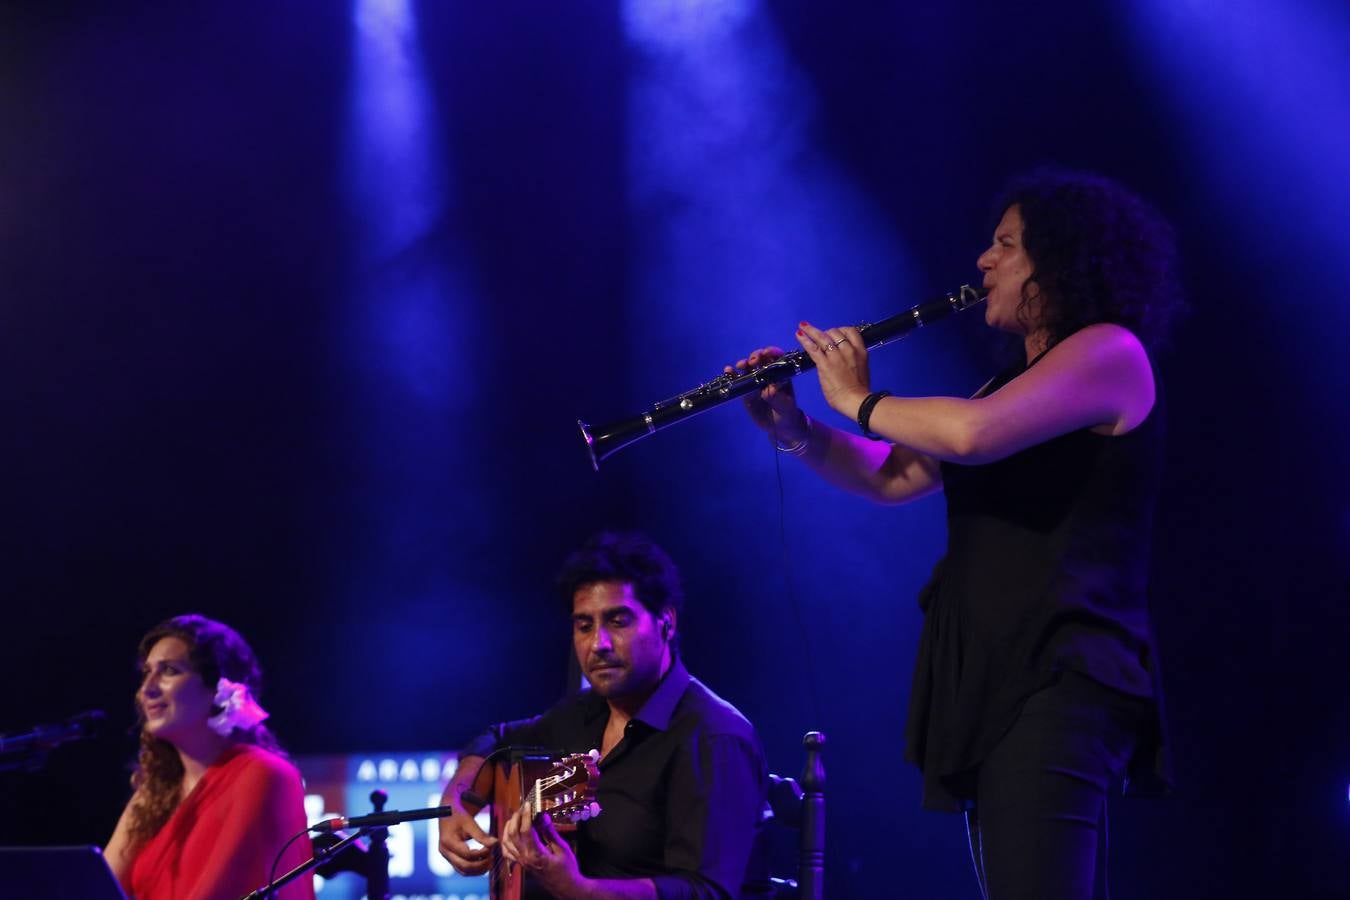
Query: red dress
124 744 316 900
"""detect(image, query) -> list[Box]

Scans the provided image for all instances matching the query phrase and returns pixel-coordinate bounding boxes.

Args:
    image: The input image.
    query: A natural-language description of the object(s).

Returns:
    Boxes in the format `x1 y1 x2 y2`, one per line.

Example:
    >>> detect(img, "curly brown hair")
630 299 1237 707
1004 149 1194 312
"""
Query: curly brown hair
124 615 285 850
994 168 1185 352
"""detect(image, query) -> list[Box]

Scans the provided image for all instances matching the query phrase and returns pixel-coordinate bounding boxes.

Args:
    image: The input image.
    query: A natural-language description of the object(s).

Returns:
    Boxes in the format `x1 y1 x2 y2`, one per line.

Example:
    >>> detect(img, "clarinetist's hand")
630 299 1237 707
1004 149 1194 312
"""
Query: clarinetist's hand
726 346 810 443
796 322 871 419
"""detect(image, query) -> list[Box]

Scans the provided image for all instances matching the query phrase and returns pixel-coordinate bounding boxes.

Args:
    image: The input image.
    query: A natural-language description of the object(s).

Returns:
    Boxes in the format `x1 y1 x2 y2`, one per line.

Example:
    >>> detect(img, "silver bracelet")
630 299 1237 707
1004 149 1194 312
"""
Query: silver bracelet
772 413 812 456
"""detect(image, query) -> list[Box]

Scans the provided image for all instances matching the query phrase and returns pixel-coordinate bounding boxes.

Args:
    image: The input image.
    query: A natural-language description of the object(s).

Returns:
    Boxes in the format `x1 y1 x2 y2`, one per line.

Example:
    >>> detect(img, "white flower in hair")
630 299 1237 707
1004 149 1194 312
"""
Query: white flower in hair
208 677 270 737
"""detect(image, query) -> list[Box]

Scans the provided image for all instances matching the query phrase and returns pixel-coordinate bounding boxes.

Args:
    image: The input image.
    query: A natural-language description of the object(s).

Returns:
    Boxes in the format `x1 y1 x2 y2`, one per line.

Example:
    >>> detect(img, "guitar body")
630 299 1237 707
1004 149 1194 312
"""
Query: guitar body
479 751 600 900
489 753 552 900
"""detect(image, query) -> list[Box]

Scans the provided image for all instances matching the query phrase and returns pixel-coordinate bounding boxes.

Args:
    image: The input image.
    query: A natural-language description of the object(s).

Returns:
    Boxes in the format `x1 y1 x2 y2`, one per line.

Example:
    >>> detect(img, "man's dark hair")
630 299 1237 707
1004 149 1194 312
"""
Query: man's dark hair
993 167 1186 352
557 531 684 618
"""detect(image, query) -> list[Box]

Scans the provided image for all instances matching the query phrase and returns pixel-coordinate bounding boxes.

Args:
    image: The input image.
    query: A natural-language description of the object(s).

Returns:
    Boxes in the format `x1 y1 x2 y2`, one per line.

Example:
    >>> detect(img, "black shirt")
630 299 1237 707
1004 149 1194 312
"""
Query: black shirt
461 658 768 899
904 354 1172 811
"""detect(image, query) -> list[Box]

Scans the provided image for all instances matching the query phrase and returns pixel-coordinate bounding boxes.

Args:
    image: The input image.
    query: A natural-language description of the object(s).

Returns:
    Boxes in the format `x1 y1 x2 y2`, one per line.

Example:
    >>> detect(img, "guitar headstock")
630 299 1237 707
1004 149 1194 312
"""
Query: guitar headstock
530 750 601 824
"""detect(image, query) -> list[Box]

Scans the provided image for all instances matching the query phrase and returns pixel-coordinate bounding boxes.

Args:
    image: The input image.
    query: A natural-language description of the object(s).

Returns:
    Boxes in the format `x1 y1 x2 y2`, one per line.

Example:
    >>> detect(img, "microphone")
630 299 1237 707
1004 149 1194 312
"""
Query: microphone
0 710 106 756
312 804 456 833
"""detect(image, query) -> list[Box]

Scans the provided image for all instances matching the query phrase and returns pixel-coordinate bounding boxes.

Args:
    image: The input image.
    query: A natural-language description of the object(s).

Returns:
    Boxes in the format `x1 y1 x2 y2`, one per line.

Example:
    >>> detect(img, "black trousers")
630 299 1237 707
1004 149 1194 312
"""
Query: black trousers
964 672 1150 900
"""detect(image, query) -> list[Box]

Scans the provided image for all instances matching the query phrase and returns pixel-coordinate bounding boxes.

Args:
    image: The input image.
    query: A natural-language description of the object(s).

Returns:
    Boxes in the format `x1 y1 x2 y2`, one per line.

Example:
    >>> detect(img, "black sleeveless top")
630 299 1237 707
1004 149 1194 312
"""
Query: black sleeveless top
903 353 1172 811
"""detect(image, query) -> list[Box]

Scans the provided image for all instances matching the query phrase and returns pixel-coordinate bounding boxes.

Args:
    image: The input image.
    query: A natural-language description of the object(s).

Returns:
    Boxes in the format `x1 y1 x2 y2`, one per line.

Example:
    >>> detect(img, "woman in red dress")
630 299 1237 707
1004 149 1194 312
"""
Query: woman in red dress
105 615 315 900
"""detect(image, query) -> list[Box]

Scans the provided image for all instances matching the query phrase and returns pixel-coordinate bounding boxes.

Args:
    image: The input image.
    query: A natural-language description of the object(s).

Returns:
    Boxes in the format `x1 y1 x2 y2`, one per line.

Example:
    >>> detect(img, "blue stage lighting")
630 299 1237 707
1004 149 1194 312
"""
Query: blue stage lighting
624 0 754 47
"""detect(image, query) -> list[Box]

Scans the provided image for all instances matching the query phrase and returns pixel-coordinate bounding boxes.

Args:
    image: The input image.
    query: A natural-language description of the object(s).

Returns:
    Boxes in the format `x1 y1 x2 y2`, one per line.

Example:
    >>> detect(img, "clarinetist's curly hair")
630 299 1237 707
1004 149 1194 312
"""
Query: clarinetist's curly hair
995 168 1185 352
124 615 285 850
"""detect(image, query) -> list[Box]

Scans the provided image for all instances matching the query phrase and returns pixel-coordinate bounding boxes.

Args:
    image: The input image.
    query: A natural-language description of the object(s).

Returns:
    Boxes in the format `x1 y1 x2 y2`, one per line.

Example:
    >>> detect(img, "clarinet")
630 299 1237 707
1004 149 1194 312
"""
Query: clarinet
577 284 986 470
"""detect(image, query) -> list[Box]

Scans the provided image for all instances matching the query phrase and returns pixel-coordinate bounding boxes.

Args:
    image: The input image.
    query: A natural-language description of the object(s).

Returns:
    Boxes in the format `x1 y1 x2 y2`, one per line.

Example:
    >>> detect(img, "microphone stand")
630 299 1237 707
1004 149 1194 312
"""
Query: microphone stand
0 711 106 773
239 827 370 900
366 791 390 900
240 789 391 900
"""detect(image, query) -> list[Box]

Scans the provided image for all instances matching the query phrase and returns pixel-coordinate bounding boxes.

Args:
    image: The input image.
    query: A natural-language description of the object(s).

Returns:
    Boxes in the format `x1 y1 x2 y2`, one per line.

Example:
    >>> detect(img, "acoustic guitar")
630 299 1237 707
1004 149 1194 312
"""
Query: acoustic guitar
472 750 601 900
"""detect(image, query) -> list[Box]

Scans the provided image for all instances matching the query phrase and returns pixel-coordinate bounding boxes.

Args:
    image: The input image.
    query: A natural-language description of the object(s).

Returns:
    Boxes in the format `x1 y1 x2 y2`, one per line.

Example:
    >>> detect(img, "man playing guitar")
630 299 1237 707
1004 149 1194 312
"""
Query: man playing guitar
437 533 769 899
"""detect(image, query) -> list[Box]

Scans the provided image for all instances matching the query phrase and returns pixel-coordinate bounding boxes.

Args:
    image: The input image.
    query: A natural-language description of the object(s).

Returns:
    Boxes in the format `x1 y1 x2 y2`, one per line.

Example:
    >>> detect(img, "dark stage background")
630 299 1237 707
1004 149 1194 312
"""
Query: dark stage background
3 1 1347 897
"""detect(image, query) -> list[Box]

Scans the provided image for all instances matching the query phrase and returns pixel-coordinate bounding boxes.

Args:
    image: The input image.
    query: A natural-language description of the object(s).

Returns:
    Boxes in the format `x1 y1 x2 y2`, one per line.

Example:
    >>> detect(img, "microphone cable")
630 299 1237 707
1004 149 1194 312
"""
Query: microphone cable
261 826 311 900
771 422 824 733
